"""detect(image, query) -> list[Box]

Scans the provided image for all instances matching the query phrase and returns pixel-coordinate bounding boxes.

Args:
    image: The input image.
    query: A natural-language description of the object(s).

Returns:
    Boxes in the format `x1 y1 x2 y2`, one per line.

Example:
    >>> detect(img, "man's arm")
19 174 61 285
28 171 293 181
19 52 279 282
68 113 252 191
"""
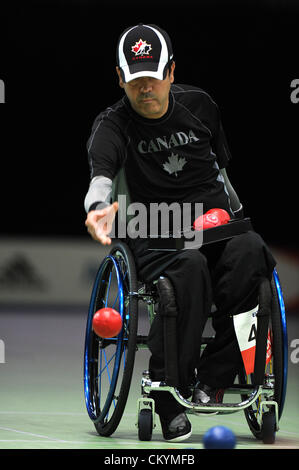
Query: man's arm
84 175 113 212
84 175 118 245
220 168 243 218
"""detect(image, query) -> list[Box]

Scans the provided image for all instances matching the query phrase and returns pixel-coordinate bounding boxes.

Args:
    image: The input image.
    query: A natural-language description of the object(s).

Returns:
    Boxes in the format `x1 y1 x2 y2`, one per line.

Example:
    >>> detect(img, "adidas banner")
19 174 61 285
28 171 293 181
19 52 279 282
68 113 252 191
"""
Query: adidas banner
0 238 109 306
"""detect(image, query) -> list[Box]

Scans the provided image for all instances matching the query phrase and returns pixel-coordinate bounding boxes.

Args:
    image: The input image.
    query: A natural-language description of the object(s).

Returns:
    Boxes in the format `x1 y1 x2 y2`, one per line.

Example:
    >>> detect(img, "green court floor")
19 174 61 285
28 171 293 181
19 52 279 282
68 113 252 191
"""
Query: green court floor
0 307 298 450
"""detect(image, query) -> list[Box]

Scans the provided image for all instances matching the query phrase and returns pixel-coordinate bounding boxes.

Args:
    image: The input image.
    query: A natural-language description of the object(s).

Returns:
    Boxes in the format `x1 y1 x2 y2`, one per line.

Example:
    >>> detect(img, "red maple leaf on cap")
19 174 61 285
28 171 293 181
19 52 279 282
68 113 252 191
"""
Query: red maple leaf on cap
131 39 152 56
132 40 143 54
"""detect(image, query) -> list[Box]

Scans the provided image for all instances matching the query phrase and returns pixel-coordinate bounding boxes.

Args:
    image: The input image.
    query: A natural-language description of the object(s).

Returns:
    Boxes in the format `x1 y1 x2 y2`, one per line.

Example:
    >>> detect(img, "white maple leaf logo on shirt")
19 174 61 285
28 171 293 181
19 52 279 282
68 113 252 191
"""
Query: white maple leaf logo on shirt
163 153 187 177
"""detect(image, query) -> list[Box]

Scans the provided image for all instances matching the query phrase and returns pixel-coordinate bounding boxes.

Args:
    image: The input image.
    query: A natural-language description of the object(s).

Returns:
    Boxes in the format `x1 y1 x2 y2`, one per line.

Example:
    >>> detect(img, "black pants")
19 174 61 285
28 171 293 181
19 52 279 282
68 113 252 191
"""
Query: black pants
128 231 276 417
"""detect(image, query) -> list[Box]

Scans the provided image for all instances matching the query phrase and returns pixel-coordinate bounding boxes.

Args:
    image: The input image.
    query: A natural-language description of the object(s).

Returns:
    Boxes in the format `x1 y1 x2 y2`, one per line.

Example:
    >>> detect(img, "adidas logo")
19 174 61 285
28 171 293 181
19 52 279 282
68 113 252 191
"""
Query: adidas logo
0 254 48 291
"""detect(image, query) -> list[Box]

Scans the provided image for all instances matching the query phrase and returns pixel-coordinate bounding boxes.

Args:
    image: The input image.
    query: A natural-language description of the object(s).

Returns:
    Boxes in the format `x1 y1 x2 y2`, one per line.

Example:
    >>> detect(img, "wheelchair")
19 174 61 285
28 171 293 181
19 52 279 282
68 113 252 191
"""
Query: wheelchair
83 170 288 445
83 226 288 445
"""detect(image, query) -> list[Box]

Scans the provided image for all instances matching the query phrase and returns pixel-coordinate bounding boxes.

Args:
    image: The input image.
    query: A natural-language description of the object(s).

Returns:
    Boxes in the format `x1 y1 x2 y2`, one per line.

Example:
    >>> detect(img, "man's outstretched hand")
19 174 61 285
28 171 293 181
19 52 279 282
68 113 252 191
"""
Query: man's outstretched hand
85 201 119 245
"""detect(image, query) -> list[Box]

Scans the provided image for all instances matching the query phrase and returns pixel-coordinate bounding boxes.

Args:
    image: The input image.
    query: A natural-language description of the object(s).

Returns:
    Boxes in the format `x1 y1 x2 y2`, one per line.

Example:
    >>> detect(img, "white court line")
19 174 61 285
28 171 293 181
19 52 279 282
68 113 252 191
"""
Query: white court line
0 440 297 449
0 440 85 443
0 411 86 416
0 440 94 445
1 413 298 445
0 411 136 417
1 410 297 435
0 426 71 443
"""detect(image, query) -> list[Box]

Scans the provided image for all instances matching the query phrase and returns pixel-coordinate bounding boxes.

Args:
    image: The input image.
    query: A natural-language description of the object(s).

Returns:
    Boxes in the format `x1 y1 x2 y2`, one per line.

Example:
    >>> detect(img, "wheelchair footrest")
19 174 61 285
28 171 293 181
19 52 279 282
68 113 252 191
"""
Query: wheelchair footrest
141 374 276 415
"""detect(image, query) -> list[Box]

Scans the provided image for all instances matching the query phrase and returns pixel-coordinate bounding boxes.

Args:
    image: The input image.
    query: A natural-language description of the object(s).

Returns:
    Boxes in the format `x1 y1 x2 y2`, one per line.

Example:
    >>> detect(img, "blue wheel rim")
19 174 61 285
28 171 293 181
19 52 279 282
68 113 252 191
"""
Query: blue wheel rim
273 268 288 418
84 255 124 422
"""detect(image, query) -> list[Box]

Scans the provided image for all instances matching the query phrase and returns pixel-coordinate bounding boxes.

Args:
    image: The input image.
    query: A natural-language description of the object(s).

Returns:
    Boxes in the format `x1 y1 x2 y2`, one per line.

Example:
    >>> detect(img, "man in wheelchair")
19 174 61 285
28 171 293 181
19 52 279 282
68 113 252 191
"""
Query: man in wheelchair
84 23 276 442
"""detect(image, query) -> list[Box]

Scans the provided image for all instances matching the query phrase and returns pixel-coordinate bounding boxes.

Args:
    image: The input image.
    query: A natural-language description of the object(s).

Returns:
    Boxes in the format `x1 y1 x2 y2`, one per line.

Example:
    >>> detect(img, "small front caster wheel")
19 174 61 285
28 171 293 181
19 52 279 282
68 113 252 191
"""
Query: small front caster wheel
138 408 153 441
262 411 276 444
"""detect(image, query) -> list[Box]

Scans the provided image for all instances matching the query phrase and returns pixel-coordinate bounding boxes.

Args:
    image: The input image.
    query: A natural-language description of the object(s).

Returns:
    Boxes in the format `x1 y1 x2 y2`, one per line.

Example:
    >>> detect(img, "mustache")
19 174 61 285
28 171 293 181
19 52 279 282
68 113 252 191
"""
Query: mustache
137 93 157 101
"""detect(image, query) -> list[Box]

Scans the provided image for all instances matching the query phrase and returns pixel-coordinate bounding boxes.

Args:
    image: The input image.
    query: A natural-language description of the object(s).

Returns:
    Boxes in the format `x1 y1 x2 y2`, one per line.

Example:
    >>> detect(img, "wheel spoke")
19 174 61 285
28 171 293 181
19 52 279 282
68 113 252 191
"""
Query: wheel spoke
100 349 114 382
104 271 113 307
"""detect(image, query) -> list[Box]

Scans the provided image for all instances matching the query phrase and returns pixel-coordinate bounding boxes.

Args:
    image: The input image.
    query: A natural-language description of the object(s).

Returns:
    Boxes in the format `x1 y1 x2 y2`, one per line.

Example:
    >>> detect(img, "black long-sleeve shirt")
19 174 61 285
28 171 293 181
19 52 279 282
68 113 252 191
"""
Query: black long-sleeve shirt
86 83 233 216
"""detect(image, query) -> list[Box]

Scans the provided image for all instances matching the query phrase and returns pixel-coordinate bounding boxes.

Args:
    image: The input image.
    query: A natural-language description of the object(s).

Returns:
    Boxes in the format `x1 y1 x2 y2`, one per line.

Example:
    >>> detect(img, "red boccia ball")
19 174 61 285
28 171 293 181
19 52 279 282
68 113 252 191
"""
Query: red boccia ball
92 308 123 338
193 208 230 231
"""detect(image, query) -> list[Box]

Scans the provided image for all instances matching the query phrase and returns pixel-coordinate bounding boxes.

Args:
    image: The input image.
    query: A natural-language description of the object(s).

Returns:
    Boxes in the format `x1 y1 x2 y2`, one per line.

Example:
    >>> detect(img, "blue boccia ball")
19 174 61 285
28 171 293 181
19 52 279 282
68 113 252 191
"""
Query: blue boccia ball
203 426 236 449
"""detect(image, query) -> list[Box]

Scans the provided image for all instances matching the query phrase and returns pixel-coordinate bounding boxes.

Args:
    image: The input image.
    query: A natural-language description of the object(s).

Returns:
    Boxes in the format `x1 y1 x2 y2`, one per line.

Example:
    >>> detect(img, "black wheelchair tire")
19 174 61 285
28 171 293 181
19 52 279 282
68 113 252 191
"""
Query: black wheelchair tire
239 274 286 441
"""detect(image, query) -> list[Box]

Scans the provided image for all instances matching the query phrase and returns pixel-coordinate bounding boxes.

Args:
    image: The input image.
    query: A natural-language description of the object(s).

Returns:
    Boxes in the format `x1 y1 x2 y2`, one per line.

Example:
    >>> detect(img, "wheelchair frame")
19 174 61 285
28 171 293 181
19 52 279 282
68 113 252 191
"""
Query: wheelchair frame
83 220 288 445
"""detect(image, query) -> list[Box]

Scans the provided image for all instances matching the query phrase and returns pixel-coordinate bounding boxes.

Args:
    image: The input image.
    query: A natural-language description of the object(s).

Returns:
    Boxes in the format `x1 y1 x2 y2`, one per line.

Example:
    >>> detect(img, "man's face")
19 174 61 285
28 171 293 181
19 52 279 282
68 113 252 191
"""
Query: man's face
116 62 175 119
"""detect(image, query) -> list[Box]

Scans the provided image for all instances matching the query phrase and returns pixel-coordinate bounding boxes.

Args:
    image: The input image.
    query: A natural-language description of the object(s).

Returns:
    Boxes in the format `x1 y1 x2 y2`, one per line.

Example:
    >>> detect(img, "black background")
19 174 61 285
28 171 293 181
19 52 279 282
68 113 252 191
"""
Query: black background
0 0 298 248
